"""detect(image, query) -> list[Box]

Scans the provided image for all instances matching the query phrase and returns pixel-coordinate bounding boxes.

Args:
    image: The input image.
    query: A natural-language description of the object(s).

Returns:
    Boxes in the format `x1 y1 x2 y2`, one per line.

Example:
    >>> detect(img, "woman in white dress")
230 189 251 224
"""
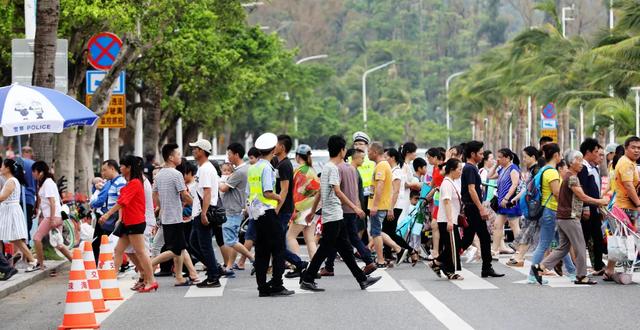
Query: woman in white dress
0 159 37 268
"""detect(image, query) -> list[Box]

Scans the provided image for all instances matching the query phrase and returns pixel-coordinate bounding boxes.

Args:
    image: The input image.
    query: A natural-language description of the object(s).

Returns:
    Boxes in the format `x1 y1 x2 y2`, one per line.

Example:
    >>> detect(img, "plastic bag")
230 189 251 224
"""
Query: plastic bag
80 222 94 242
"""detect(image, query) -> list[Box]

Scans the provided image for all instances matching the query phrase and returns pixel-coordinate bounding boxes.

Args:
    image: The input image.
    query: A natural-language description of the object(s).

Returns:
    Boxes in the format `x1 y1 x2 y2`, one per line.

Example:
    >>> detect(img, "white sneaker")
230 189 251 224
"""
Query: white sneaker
25 262 42 273
464 246 478 263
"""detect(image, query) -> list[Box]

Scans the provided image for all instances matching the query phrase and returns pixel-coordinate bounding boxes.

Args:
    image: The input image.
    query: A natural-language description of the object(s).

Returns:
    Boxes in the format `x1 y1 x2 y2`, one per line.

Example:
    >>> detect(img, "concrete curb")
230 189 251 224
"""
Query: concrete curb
0 260 70 300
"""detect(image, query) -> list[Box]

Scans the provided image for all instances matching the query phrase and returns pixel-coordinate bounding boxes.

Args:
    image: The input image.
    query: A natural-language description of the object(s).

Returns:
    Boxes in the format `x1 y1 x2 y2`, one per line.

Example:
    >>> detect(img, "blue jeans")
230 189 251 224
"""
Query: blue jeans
370 211 386 237
530 208 576 276
325 213 374 270
278 212 304 269
190 215 220 280
222 214 243 246
245 218 257 241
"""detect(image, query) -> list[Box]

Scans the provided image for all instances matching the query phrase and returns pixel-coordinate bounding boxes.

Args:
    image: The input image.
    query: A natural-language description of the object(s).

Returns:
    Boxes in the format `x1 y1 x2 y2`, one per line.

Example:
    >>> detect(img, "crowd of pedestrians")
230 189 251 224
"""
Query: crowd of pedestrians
1 132 639 296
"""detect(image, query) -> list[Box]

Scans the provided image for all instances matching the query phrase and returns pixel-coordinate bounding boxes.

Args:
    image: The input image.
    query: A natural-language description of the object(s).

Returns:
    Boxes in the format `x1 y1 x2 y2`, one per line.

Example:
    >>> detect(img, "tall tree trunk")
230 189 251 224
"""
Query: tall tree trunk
31 0 60 163
109 128 120 162
531 97 539 147
55 128 76 191
143 82 162 158
76 126 97 195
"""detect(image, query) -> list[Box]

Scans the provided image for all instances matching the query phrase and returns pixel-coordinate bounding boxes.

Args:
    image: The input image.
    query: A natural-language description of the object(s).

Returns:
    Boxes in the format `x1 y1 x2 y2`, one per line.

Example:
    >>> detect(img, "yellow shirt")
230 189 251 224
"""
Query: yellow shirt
614 155 639 210
541 168 561 211
368 161 393 210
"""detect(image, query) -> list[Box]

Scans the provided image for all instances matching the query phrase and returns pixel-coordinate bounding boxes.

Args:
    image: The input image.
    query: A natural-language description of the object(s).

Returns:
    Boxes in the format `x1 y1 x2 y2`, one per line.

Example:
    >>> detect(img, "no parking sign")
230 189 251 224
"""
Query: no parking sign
87 32 122 70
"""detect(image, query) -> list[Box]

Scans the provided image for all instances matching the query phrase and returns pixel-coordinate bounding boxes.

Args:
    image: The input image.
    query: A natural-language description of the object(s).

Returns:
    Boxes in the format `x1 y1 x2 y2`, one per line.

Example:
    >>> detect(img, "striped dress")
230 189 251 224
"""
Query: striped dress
0 177 28 241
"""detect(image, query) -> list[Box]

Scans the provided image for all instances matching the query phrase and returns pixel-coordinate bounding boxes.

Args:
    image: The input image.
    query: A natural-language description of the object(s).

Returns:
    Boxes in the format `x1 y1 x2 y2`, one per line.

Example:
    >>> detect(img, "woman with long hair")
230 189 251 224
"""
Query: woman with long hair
0 159 37 271
425 148 445 260
491 148 522 256
29 161 72 273
527 143 576 284
99 155 157 292
287 145 320 259
507 146 541 267
385 148 414 263
428 158 464 280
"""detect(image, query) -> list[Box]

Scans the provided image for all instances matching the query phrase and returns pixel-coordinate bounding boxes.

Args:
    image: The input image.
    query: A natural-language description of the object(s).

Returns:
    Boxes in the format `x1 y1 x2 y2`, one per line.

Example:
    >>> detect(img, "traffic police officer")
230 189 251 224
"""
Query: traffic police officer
249 133 295 297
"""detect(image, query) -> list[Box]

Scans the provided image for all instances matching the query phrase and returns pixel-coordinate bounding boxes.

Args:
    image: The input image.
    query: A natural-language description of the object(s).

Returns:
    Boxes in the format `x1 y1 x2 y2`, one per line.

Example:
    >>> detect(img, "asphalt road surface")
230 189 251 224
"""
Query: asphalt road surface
1 251 639 330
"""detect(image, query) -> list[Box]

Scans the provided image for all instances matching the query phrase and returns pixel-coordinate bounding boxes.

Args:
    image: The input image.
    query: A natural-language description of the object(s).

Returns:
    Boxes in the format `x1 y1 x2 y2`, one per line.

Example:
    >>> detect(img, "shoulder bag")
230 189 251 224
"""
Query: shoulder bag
445 178 469 229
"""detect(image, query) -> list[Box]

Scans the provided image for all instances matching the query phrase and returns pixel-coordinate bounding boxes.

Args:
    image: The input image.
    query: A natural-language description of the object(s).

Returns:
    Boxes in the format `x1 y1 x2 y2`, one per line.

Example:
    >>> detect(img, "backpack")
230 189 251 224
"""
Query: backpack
519 165 553 220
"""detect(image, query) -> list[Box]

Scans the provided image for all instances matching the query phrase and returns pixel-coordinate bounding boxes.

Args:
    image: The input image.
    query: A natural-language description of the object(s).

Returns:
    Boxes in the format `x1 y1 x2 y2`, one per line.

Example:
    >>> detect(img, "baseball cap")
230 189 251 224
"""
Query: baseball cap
255 133 278 151
296 144 312 155
189 139 212 154
352 131 370 144
605 143 619 154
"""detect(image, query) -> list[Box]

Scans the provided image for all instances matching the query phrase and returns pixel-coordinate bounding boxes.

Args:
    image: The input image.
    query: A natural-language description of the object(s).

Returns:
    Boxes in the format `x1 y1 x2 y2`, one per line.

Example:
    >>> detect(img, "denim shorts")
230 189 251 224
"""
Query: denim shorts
370 211 386 237
222 214 243 246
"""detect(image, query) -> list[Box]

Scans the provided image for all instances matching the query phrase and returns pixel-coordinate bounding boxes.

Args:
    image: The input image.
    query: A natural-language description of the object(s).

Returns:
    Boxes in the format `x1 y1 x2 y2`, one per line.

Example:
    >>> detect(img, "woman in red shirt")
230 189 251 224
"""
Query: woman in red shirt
99 156 157 292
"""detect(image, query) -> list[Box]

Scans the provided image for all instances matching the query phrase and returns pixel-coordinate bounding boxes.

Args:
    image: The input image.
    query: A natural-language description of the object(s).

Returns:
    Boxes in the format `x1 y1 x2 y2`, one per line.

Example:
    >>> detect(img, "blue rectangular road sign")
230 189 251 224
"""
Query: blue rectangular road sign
86 70 125 95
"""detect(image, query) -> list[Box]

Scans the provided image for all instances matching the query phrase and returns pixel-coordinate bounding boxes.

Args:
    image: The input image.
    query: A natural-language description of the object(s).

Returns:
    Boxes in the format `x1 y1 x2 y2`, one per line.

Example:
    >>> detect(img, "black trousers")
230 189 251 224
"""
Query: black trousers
303 219 367 284
581 210 605 271
436 222 462 274
254 209 286 293
92 224 113 263
460 204 493 271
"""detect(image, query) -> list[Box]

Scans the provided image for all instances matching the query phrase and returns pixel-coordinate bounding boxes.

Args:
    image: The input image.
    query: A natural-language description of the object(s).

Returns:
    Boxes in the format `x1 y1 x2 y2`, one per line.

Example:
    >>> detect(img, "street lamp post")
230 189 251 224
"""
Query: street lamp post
632 87 640 137
362 60 396 130
290 55 328 148
446 71 466 149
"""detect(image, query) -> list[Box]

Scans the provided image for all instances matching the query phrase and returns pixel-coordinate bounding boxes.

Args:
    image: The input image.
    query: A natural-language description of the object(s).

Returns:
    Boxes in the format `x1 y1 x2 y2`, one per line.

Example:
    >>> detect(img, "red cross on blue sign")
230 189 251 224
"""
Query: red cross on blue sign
87 32 123 71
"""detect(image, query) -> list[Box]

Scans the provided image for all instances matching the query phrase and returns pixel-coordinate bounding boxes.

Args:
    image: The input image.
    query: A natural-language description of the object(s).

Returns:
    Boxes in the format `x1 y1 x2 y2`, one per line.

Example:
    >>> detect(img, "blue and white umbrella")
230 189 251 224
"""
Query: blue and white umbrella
0 83 98 136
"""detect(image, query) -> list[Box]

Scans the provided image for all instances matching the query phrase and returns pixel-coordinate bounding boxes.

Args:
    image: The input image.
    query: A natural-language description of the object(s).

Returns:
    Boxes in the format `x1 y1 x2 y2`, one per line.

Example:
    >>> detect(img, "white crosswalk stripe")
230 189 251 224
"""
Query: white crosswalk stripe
184 278 228 298
401 280 475 330
499 259 592 288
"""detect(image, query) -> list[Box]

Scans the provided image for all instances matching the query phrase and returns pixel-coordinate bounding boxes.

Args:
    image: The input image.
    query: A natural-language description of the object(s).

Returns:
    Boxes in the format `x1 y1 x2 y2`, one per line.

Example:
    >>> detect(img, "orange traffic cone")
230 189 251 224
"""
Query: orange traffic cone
82 241 109 313
59 248 100 330
97 235 123 301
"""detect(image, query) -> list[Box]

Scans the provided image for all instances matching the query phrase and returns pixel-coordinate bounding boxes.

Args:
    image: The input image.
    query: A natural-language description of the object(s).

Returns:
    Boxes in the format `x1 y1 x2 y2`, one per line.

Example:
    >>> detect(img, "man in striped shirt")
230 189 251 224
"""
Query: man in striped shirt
91 160 127 261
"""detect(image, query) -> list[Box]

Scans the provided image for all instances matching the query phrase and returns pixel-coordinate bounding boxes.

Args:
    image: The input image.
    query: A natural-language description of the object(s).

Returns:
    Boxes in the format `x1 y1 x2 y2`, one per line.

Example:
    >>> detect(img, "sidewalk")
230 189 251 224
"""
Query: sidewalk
0 260 69 300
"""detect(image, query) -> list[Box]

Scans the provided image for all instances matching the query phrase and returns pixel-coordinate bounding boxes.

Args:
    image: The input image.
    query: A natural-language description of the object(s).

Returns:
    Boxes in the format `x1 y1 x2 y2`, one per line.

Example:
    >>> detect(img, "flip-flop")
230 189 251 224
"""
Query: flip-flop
574 276 597 285
232 263 245 271
174 279 193 287
603 272 615 282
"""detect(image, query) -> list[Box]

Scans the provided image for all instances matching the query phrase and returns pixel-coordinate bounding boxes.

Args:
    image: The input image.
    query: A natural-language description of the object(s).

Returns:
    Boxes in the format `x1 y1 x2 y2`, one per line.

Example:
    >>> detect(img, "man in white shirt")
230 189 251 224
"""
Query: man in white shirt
189 139 222 288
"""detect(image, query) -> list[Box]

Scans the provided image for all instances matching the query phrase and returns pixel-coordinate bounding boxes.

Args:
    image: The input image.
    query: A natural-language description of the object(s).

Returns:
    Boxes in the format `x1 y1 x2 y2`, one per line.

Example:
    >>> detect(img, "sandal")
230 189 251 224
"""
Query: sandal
530 264 544 285
590 269 605 277
428 261 442 278
554 262 563 276
445 272 464 280
574 276 597 285
410 251 419 267
131 279 145 291
603 272 615 282
506 259 524 267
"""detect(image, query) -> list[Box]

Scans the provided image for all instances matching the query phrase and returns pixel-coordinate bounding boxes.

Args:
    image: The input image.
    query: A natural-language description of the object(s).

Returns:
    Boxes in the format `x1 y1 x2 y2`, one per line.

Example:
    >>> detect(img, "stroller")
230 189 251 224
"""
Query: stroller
600 200 640 284
396 183 432 254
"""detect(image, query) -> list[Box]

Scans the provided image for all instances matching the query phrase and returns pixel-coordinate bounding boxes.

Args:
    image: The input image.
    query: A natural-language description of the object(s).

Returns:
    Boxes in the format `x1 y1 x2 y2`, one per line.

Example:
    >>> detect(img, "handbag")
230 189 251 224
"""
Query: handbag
198 194 227 226
445 178 469 229
490 196 499 212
